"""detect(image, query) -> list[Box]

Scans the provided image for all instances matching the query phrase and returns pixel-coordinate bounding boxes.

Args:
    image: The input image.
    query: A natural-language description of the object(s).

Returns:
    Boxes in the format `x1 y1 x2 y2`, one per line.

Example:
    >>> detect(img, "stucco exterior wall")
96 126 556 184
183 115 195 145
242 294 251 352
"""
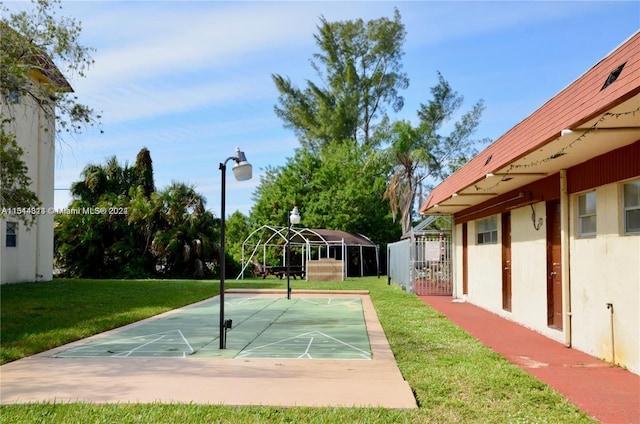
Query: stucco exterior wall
569 182 639 373
463 219 503 311
1 96 55 284
509 204 564 341
458 206 564 342
455 184 639 374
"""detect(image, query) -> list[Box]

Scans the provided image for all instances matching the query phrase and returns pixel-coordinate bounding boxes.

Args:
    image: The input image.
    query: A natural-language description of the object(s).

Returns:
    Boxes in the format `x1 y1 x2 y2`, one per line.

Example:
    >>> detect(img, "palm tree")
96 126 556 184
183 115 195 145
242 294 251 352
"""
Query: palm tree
70 156 134 204
378 73 488 235
378 120 433 234
151 182 217 278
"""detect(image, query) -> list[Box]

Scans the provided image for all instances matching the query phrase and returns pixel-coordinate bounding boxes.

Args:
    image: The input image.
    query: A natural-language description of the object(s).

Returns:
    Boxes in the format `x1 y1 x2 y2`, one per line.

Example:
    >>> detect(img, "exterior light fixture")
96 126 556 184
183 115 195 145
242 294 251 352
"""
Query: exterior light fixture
560 129 574 137
218 147 252 349
290 206 301 225
286 206 301 300
231 147 252 181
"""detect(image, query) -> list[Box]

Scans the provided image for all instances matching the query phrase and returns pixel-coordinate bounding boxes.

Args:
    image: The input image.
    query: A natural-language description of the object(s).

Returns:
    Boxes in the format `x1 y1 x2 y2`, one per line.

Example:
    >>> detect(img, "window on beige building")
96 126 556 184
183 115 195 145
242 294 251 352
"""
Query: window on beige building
476 216 497 244
623 180 640 234
577 191 596 237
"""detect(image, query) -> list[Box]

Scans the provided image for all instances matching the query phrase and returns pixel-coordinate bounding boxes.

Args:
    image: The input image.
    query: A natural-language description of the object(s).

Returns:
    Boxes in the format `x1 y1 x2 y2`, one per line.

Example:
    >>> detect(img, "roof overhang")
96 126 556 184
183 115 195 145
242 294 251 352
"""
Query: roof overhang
420 32 640 216
423 95 640 215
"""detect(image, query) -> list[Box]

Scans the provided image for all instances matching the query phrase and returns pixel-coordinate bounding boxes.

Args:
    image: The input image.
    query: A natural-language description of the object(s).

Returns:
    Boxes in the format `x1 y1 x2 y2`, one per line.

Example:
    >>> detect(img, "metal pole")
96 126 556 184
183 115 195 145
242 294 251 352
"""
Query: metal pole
217 148 251 349
219 161 226 349
286 214 291 300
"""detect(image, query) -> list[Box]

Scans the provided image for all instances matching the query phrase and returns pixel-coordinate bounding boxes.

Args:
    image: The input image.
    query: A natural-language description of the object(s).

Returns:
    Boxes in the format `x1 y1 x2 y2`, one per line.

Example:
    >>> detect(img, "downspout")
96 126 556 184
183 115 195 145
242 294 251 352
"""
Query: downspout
560 170 572 347
451 218 457 299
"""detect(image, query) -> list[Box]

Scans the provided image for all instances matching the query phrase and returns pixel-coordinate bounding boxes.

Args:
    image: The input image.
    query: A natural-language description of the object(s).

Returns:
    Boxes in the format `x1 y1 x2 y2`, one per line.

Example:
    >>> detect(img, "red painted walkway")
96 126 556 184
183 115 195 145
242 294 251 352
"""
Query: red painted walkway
419 296 640 424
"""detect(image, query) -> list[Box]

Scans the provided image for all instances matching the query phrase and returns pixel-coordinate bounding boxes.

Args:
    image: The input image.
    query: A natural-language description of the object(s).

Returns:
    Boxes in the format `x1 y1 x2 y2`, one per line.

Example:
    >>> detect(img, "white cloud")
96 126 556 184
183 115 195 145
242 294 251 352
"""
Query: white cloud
71 1 381 88
45 0 638 217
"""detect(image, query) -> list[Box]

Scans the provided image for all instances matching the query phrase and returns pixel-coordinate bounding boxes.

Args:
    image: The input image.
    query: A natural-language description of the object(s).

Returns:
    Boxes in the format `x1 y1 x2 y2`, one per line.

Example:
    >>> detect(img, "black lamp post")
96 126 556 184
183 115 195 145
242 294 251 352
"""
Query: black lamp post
286 206 301 300
219 147 252 349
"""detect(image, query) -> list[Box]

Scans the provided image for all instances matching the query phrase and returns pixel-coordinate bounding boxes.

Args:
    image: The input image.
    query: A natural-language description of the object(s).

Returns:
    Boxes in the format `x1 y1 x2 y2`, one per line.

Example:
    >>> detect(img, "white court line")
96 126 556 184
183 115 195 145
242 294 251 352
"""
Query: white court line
115 335 166 357
313 331 371 357
236 330 371 359
299 298 360 307
56 329 196 357
177 329 194 353
298 337 314 359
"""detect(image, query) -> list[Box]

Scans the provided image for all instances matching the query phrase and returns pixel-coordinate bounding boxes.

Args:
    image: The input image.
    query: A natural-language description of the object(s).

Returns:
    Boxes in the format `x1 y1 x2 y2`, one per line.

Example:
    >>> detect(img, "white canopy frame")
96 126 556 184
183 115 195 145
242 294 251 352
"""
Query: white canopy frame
238 225 379 280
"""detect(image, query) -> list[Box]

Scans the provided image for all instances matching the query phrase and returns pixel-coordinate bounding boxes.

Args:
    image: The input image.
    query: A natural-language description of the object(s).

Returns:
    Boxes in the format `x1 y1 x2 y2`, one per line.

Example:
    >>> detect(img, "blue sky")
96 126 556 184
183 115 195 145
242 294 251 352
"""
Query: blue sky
9 1 639 216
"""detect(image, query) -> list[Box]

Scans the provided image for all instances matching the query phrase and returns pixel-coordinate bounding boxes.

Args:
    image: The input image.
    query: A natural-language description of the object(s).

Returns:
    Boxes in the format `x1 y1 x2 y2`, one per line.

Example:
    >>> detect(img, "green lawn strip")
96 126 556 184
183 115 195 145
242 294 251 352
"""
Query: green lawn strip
0 404 413 424
368 283 592 423
0 277 595 423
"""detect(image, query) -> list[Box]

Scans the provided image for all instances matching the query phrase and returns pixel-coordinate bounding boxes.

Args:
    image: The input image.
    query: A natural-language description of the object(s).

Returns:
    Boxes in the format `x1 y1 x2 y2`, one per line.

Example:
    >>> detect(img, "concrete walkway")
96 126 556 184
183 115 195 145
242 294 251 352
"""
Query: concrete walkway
0 291 417 409
419 295 640 424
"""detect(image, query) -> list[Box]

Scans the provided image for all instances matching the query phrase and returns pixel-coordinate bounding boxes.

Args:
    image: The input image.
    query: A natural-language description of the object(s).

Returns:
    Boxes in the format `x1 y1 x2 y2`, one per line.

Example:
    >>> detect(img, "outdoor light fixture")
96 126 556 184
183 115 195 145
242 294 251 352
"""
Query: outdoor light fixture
218 147 252 349
560 128 574 137
286 206 301 300
290 206 301 225
231 147 252 181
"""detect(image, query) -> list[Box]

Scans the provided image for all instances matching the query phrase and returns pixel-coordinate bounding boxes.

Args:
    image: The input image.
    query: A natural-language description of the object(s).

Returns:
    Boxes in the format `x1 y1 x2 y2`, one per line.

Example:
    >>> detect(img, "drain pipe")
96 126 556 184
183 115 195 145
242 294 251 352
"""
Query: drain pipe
606 303 615 365
560 170 572 347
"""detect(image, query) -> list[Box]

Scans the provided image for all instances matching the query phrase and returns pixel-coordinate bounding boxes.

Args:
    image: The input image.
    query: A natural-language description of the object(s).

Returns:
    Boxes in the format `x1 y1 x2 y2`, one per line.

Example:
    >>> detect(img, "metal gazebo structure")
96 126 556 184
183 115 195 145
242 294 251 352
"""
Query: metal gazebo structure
239 225 380 281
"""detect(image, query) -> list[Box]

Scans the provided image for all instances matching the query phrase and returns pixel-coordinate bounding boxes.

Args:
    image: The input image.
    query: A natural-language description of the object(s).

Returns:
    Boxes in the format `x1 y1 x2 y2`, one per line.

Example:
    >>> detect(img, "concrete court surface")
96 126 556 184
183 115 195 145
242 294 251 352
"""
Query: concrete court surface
0 290 417 408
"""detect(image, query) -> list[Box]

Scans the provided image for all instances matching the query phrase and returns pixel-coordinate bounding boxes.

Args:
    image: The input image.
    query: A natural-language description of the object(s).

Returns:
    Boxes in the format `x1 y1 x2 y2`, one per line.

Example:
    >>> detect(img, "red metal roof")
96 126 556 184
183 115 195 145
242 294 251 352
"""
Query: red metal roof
420 31 640 214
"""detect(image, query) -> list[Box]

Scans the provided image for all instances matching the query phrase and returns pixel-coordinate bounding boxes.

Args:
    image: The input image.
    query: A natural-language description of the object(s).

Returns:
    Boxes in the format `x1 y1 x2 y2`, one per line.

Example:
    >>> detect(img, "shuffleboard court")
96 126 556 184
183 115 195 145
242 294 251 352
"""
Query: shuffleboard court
53 294 372 360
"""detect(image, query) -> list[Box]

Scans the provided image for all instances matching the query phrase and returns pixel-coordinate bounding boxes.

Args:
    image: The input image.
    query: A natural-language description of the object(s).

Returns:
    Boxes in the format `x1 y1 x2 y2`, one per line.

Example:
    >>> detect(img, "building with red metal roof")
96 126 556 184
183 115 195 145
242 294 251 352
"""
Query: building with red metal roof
419 31 640 374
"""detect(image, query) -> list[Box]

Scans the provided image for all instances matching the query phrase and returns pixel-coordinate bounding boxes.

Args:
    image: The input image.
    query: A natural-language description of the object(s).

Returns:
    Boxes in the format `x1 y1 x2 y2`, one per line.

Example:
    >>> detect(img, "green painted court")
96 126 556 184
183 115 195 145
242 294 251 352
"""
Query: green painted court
53 293 372 360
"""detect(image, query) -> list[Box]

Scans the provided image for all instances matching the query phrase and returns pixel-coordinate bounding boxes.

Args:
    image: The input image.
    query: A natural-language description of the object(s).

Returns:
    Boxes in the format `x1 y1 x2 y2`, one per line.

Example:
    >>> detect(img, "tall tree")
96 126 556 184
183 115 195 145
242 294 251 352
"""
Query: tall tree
250 143 400 245
70 156 134 204
56 150 217 278
134 147 155 198
379 72 489 234
272 9 408 153
378 120 429 235
1 0 99 221
151 182 217 278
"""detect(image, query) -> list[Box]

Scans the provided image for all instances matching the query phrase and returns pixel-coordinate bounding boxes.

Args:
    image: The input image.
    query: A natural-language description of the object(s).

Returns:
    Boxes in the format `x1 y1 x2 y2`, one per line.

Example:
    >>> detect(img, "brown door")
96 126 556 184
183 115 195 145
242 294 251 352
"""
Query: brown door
546 200 563 329
501 212 512 311
462 223 468 295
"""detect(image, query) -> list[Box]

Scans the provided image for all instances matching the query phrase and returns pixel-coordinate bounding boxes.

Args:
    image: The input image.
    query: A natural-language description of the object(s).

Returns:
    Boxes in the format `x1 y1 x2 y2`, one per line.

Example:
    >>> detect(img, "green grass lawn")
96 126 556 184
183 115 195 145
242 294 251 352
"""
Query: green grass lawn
0 277 595 423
